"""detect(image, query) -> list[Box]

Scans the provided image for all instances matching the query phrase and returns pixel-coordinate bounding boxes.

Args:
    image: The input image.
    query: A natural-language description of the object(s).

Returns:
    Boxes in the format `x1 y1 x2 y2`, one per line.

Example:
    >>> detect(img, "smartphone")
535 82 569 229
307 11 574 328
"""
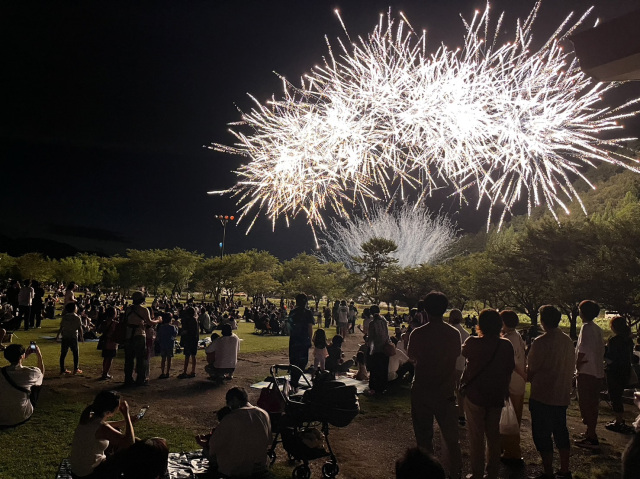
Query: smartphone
136 406 149 420
29 341 37 351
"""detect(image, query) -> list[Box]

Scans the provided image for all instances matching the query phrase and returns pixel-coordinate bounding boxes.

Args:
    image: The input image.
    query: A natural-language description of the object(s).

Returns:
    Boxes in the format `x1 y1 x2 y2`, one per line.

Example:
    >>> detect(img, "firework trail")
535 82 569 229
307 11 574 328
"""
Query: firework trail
209 1 640 237
319 204 459 270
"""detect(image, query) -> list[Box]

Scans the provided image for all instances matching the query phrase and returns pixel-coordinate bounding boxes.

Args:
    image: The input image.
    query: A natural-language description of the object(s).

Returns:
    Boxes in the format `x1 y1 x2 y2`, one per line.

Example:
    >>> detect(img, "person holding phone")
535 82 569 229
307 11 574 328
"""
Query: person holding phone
0 343 44 428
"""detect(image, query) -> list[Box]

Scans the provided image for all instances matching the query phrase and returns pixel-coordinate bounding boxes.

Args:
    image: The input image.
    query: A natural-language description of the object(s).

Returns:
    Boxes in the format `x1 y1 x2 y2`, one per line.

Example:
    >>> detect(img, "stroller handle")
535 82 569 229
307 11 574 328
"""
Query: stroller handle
269 364 313 389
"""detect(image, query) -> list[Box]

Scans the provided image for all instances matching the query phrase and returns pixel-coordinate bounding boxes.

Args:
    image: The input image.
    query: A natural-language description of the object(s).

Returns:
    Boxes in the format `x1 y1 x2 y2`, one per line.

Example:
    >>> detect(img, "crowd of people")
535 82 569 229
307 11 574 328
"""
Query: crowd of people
2 281 640 478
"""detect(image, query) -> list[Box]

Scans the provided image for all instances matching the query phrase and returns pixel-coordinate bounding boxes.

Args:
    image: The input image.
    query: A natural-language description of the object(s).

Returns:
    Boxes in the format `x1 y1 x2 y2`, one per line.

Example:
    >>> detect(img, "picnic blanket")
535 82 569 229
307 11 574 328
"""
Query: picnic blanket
56 452 209 479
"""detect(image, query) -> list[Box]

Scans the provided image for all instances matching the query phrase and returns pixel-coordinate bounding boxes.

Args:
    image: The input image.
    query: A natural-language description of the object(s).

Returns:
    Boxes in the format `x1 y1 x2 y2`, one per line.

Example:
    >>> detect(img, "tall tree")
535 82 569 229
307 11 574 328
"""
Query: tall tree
353 237 399 303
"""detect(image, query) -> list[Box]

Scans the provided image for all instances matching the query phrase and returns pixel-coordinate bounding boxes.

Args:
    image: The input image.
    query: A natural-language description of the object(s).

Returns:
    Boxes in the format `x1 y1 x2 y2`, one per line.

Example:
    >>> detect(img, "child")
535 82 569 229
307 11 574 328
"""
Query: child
326 334 354 374
157 313 178 379
354 350 369 381
312 329 328 371
178 307 199 378
55 302 84 375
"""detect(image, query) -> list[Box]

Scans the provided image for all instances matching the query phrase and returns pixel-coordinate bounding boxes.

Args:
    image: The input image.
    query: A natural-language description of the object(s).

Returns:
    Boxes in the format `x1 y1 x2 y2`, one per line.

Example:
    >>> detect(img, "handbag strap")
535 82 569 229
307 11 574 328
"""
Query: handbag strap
1 367 30 395
462 339 501 389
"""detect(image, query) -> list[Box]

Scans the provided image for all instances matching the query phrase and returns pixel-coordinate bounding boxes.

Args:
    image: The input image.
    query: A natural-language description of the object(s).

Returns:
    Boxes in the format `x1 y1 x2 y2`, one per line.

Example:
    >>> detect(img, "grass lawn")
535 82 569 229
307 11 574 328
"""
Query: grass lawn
0 309 294 478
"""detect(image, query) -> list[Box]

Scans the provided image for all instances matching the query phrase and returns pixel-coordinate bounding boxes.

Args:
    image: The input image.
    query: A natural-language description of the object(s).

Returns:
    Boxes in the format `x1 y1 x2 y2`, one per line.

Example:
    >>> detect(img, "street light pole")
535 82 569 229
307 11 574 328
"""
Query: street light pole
214 215 235 258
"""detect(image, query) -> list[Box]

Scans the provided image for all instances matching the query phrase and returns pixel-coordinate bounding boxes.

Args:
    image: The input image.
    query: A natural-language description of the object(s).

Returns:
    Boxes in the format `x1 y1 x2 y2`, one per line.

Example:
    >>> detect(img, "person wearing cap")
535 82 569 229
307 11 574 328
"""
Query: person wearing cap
0 343 44 427
124 291 159 386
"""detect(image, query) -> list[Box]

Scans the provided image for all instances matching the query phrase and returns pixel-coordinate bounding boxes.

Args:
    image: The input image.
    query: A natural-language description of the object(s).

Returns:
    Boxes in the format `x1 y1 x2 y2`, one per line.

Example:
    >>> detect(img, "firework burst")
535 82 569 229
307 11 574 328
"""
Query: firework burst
209 1 640 236
319 204 459 270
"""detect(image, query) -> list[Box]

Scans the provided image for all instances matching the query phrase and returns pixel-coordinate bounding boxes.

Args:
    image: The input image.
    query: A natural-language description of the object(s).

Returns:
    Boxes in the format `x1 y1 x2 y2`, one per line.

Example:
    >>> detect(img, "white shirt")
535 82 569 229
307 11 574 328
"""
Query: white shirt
453 323 470 371
70 420 109 477
388 347 409 381
503 329 526 395
205 334 240 369
0 364 43 426
576 321 605 378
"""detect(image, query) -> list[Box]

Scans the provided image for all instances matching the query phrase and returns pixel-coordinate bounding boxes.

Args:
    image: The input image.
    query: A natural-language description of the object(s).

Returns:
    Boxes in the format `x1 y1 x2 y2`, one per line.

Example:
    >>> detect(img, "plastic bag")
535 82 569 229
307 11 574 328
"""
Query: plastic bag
499 397 519 436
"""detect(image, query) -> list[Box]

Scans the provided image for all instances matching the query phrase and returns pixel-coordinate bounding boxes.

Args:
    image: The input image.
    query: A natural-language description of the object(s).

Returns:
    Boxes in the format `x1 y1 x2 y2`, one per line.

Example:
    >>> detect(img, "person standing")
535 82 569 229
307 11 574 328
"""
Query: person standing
407 292 462 479
56 302 84 375
17 280 34 331
123 291 157 386
448 308 469 426
338 300 349 338
528 305 575 479
604 316 634 432
178 307 199 379
367 305 390 396
574 300 605 450
288 293 315 389
348 301 358 334
64 282 78 306
30 280 45 329
461 309 514 479
499 310 527 468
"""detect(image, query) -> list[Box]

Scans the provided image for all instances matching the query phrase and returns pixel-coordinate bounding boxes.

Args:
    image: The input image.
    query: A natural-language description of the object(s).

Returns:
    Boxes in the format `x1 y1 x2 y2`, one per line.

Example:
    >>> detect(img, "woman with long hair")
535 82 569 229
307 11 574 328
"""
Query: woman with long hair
70 390 135 478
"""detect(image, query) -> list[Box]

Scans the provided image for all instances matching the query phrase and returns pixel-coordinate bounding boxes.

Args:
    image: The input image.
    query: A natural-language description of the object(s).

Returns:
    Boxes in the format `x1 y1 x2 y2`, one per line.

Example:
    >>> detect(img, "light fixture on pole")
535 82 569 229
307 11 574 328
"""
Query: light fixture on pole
214 215 235 257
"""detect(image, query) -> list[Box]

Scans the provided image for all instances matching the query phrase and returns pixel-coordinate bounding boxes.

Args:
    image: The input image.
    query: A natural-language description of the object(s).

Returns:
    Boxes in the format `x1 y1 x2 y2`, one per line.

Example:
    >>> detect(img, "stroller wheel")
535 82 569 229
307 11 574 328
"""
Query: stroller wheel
292 464 311 479
322 462 339 478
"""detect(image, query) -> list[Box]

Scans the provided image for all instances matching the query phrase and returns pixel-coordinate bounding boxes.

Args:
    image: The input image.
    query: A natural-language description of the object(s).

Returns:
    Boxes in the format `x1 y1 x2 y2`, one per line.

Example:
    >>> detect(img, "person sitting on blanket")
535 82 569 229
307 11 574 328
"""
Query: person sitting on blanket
0 343 44 428
197 387 271 478
325 334 354 374
69 390 136 478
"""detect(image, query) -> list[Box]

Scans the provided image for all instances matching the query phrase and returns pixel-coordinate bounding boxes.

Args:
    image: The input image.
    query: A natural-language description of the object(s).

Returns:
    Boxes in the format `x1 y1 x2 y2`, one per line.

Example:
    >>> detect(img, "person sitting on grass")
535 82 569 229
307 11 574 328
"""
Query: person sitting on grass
205 324 239 383
178 307 199 379
157 312 178 379
200 387 271 478
0 343 44 428
56 302 84 375
354 350 369 381
325 334 354 374
70 390 136 478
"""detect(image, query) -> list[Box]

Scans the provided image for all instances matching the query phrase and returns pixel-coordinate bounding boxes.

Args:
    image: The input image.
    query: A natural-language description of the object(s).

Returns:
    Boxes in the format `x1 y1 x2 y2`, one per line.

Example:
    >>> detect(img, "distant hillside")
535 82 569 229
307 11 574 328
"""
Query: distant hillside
0 235 80 258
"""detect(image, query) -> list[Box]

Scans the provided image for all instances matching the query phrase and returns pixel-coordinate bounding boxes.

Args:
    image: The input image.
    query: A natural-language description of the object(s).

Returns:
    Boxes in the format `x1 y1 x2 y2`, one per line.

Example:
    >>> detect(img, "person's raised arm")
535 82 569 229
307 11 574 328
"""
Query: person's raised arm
99 399 135 448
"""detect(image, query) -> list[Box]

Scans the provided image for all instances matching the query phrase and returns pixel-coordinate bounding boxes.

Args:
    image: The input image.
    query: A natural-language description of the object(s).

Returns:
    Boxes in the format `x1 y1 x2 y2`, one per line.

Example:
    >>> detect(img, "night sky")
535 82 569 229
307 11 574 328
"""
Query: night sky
2 0 639 259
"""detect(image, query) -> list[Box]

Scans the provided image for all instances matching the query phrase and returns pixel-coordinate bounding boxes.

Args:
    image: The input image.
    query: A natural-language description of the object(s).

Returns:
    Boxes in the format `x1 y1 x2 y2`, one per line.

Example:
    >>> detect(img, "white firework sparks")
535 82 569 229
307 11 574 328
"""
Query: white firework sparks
209 1 640 237
319 204 459 270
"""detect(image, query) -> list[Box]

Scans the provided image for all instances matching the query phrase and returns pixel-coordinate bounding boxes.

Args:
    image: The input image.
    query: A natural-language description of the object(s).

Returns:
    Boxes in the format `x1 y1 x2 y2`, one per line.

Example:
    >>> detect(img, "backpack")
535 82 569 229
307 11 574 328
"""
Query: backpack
112 307 141 345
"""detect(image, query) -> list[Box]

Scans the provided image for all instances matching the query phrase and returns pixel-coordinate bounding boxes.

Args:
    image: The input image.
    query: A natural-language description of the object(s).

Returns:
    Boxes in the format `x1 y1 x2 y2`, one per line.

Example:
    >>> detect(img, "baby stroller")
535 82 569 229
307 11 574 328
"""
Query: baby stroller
260 365 359 479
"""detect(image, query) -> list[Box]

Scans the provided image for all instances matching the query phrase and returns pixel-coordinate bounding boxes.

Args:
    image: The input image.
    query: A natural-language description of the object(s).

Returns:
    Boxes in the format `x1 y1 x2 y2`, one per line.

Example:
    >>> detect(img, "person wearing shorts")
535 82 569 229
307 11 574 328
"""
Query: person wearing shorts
178 307 199 379
157 313 178 379
527 305 575 479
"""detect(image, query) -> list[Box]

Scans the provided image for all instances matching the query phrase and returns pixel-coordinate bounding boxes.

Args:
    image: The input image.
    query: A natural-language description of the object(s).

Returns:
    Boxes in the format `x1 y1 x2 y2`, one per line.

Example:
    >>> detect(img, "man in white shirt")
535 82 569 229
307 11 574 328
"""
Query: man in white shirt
205 324 240 382
0 343 44 427
208 387 271 478
17 280 34 331
574 300 605 450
